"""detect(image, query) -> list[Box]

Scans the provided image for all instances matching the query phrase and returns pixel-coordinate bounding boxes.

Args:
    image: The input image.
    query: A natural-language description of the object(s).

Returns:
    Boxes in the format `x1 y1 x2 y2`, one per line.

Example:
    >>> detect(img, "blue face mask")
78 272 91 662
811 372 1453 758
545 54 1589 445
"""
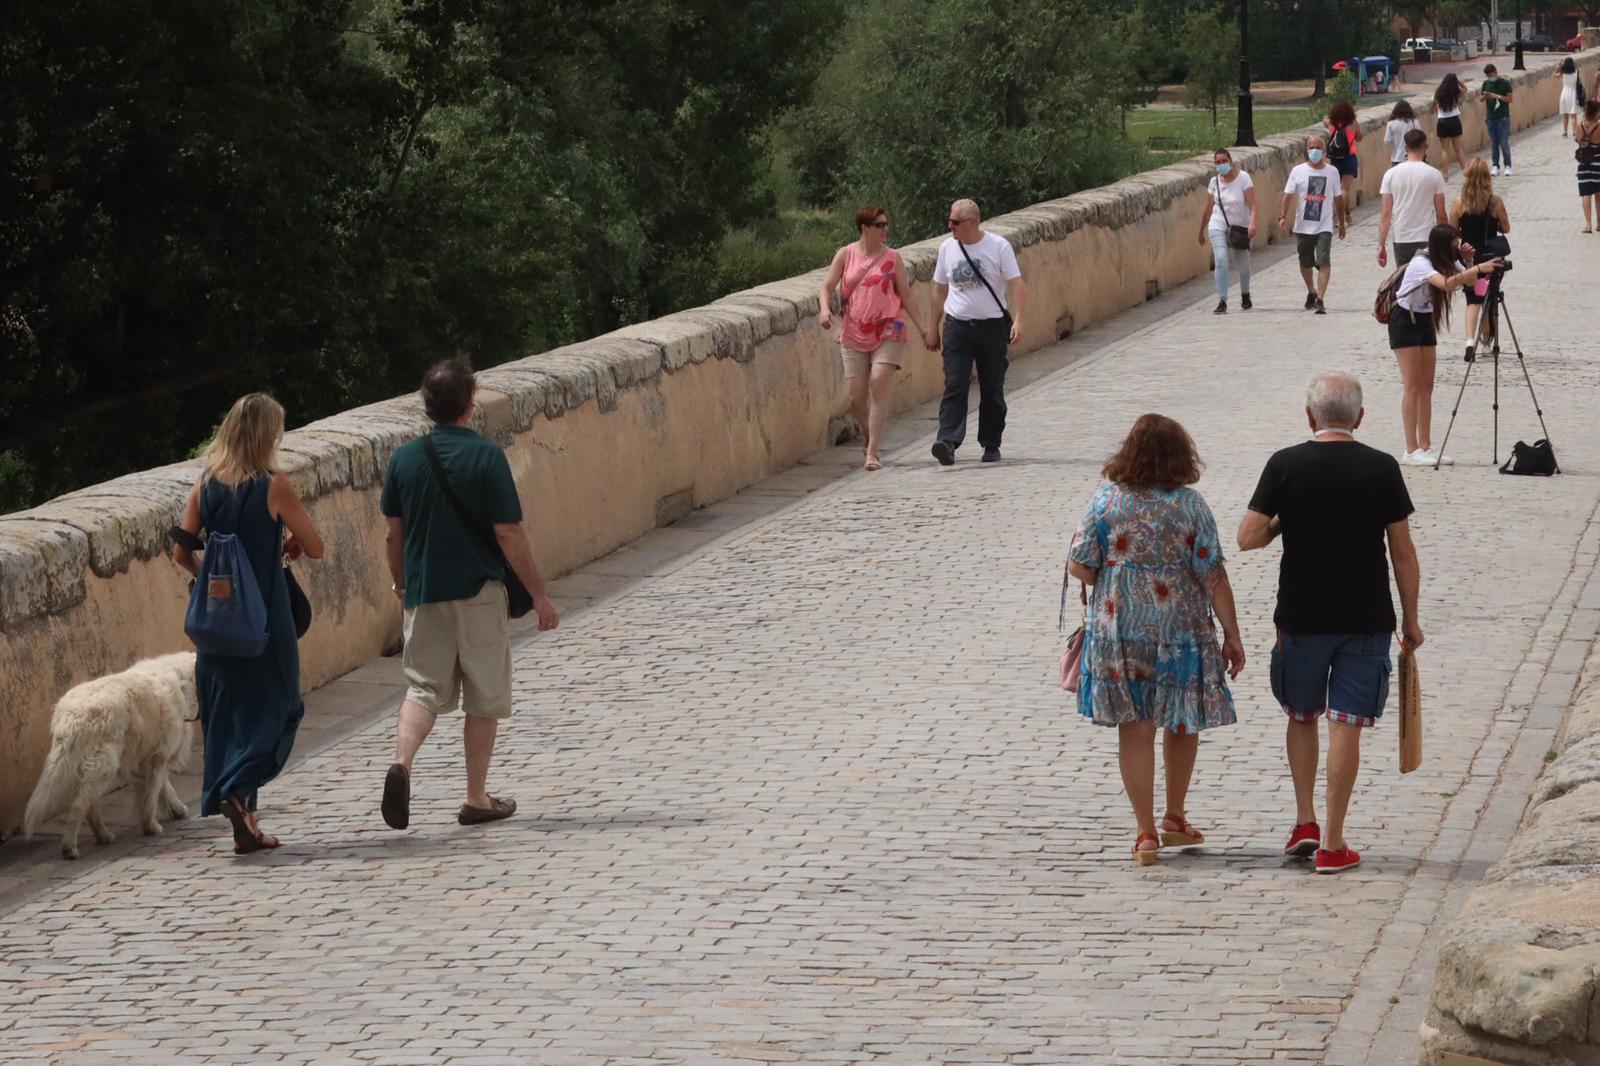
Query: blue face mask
1308 148 1325 164
1215 161 1232 176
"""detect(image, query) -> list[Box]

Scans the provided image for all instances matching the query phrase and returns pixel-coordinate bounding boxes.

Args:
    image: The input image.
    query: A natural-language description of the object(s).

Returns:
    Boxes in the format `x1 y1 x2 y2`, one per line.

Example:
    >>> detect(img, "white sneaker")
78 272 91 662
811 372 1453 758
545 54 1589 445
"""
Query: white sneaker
1402 450 1432 465
1424 449 1455 466
1504 166 1512 176
1490 164 1499 176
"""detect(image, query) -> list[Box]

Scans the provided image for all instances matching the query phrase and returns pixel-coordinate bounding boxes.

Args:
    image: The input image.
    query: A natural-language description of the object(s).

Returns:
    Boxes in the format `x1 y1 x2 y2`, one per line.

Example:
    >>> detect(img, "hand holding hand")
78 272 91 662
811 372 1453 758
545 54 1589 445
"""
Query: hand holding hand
534 593 560 632
1221 633 1247 679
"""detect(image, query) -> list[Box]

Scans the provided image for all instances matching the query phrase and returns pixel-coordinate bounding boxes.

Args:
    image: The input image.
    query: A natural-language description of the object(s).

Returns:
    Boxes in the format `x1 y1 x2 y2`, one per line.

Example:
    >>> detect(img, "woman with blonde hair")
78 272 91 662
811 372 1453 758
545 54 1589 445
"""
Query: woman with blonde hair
1067 415 1246 865
819 205 934 471
1449 158 1511 357
174 393 324 853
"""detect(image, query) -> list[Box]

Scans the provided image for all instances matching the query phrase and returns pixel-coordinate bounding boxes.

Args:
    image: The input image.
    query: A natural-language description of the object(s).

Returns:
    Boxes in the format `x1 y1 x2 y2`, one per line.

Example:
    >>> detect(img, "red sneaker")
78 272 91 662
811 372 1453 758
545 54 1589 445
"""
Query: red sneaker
1284 821 1321 858
1314 846 1361 874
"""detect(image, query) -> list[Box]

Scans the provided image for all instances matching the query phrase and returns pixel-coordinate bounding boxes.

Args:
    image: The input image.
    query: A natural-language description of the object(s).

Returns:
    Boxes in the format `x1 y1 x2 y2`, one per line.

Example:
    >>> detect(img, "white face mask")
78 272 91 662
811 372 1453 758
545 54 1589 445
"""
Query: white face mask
1215 161 1232 176
1308 148 1325 164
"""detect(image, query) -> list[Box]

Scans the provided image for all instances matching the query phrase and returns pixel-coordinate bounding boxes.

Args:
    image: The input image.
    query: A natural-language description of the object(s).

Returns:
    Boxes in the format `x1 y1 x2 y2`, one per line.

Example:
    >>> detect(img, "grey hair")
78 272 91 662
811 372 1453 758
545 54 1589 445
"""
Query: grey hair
950 198 981 221
1306 133 1328 150
1306 371 1362 428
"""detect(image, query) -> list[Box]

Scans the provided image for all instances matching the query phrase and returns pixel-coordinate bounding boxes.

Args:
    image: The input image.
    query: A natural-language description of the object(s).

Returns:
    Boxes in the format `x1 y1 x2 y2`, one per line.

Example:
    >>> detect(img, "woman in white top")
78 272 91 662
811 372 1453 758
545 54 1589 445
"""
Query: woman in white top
1431 74 1470 180
1558 57 1580 136
1386 223 1502 465
1195 147 1257 314
1383 100 1420 165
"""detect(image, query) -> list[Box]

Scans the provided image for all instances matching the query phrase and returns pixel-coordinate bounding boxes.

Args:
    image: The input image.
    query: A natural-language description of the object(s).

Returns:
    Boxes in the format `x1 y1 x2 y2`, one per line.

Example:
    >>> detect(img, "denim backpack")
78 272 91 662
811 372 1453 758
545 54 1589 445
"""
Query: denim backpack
184 489 270 657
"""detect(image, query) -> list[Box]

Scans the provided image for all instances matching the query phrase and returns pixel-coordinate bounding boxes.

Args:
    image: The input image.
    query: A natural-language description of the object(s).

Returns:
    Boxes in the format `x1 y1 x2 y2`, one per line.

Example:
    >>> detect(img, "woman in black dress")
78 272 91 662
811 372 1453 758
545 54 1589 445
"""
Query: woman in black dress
174 394 324 853
1449 158 1511 357
1577 100 1600 233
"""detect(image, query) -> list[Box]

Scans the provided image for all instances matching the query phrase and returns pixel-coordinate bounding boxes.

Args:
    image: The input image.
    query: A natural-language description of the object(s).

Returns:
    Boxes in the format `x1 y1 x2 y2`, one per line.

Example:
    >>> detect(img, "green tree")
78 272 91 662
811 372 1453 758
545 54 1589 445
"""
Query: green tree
1183 9 1237 127
1108 11 1166 133
797 0 1141 235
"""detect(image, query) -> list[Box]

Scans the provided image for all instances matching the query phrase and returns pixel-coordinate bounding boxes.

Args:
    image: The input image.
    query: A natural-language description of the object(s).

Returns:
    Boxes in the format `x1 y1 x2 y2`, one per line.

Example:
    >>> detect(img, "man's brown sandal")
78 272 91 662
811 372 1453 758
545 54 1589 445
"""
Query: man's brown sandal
458 795 516 826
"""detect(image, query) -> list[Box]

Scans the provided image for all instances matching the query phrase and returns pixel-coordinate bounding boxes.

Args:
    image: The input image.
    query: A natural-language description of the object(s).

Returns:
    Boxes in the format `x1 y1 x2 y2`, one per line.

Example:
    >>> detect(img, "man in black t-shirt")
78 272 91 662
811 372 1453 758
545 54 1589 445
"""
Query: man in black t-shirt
1237 372 1423 875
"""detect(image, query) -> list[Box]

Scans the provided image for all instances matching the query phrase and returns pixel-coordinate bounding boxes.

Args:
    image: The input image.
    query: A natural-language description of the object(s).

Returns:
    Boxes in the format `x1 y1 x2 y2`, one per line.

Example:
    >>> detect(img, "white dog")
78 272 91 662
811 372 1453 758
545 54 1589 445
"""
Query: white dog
22 652 197 859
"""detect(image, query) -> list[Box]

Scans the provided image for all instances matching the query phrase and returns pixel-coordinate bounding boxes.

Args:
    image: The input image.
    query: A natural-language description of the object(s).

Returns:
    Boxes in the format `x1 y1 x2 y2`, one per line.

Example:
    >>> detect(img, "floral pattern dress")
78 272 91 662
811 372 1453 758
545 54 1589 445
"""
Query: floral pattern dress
1067 482 1236 733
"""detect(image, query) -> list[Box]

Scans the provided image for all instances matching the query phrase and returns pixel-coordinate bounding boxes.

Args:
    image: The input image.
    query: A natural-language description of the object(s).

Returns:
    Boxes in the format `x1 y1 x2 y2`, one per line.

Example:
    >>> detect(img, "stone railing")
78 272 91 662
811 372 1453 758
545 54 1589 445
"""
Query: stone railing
2 53 1594 831
1421 639 1600 1064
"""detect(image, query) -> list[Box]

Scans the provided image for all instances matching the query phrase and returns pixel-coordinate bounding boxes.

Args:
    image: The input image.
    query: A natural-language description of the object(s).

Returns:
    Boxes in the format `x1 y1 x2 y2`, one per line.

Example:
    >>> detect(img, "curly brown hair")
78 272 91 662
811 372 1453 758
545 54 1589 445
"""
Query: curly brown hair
1326 101 1356 128
1102 414 1204 490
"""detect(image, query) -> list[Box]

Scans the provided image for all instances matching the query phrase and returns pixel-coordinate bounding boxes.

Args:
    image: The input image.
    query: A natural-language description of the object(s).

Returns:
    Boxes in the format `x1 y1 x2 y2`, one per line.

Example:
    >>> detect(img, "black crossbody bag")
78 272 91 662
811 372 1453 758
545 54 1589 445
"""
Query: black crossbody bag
956 240 1013 332
421 434 534 618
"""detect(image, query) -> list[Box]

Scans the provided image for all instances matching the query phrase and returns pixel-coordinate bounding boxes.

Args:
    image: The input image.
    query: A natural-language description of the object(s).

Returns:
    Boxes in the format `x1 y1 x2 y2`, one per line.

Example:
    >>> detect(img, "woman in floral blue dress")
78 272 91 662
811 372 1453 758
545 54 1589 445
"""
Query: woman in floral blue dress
1067 414 1246 865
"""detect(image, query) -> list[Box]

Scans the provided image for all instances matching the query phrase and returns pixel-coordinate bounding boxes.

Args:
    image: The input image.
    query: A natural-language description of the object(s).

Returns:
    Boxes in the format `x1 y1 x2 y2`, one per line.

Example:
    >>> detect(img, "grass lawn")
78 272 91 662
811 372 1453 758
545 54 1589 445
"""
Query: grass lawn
1125 106 1322 159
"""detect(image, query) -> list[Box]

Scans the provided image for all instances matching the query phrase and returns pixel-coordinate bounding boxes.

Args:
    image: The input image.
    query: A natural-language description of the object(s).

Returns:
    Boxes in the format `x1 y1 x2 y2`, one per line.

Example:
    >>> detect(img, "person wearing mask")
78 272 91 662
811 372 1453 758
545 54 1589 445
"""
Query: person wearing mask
1576 99 1600 233
172 393 326 854
1279 135 1346 315
1377 129 1447 269
1450 158 1512 357
1324 102 1362 229
818 205 934 471
1431 74 1470 180
1558 56 1581 137
1196 147 1257 314
1067 414 1245 866
1382 100 1420 167
1481 64 1514 177
1386 223 1502 464
930 199 1026 466
1237 372 1423 874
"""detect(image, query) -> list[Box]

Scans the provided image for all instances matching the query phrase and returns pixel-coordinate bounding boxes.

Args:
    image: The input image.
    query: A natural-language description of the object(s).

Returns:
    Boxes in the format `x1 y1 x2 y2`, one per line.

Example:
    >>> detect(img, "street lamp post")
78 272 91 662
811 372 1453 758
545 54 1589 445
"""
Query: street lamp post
1514 0 1526 70
1235 0 1256 146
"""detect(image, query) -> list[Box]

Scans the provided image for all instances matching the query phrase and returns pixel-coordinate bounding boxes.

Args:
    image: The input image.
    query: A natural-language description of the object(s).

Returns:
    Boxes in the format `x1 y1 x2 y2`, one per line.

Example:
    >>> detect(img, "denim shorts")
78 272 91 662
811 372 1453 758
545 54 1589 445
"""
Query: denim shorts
1269 631 1392 727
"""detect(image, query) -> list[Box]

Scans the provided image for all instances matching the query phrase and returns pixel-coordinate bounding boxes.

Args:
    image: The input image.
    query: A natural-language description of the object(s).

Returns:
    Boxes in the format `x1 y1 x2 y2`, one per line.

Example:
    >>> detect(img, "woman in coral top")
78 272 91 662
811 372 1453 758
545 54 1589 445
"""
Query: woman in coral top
819 205 933 471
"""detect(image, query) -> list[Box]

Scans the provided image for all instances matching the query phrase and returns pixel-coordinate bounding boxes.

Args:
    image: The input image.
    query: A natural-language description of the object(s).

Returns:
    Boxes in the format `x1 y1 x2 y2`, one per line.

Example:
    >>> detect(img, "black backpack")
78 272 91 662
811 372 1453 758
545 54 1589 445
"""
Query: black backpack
1499 439 1558 476
1328 125 1351 161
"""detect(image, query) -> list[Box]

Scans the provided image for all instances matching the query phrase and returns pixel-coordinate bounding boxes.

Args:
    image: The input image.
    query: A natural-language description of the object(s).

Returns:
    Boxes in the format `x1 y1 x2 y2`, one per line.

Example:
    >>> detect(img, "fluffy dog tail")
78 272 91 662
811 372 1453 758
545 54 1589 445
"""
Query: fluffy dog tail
21 729 92 840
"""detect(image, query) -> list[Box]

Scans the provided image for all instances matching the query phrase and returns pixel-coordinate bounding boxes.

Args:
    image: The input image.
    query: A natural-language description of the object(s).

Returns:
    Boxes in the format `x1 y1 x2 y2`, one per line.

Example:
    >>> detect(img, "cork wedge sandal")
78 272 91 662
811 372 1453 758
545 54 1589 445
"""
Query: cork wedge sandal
1160 814 1205 849
1132 832 1160 865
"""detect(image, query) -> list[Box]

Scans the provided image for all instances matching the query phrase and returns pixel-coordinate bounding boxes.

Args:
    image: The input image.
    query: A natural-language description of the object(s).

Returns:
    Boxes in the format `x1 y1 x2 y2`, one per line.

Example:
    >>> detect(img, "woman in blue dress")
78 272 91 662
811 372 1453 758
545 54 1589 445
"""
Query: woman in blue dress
1067 414 1246 865
175 394 324 853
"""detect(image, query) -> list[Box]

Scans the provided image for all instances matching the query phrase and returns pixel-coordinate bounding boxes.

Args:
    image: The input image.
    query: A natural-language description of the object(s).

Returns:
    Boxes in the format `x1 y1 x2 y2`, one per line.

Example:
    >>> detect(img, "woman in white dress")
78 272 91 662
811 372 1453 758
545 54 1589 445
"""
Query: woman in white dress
1559 57 1580 137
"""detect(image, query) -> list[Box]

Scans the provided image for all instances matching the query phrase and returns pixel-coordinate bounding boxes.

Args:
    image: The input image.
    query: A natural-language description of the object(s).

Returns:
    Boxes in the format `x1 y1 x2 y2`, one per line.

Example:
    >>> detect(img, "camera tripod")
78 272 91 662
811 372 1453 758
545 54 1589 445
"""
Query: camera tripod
1434 271 1557 471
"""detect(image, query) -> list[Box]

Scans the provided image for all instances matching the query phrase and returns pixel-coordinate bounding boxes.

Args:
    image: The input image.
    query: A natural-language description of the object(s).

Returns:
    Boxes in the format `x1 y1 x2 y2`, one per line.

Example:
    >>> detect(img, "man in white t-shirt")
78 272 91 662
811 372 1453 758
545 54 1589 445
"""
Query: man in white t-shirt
929 198 1026 465
1377 128 1447 268
1278 135 1346 315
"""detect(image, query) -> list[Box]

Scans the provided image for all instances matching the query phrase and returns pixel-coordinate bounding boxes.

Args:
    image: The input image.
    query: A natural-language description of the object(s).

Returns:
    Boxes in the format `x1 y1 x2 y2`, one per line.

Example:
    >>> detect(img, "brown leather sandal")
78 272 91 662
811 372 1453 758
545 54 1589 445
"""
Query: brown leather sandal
222 795 267 854
1160 814 1206 848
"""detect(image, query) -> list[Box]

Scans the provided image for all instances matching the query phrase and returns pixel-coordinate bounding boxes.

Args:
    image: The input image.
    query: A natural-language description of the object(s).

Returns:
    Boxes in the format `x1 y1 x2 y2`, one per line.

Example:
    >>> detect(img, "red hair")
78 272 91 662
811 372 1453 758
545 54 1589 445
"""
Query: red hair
855 204 886 230
1102 414 1204 490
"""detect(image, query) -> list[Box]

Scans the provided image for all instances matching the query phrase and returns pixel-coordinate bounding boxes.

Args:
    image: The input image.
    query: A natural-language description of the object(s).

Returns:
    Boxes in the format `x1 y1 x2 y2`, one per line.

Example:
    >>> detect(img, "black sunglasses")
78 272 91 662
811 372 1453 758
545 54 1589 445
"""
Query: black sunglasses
867 220 888 229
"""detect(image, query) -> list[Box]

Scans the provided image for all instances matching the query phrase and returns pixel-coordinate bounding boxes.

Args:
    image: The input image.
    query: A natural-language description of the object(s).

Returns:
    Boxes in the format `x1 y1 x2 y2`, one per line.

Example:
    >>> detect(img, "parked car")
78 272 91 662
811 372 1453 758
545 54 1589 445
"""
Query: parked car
1517 33 1554 52
1434 37 1461 51
1403 37 1434 52
1567 34 1584 52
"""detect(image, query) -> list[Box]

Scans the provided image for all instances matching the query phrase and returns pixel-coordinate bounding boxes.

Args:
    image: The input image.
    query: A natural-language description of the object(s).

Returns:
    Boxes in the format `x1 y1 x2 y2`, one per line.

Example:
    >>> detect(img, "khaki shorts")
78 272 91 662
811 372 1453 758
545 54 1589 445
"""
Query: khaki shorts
402 581 513 719
841 345 903 378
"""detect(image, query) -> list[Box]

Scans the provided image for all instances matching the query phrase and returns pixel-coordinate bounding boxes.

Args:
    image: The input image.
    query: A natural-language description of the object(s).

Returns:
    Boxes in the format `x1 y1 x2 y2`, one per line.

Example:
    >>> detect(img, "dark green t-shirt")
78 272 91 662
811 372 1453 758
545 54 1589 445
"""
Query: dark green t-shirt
1483 77 1513 121
379 425 523 608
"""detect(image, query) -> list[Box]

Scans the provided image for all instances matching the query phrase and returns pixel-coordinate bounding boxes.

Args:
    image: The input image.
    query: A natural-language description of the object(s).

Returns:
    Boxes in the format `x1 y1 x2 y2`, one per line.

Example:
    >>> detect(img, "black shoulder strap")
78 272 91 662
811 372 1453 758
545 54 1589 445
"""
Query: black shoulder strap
956 238 1010 319
421 433 502 557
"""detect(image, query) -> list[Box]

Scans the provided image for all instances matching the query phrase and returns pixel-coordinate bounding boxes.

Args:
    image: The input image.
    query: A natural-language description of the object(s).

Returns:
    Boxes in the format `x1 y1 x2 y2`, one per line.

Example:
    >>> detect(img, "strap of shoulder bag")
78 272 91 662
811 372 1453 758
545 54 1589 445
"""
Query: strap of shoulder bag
1214 176 1233 230
421 433 504 560
956 238 1010 321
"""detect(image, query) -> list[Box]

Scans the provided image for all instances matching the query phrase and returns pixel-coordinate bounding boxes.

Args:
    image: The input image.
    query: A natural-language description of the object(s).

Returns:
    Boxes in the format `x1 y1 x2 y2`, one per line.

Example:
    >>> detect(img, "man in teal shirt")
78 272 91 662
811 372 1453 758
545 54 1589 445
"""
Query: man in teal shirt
1482 64 1514 176
378 360 559 831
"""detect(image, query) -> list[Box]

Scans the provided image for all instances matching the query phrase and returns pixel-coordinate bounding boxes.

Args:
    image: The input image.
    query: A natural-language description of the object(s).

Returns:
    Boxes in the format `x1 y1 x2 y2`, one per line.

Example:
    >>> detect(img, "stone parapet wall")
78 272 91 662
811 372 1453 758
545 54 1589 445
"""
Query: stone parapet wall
2 54 1593 831
1420 636 1600 1065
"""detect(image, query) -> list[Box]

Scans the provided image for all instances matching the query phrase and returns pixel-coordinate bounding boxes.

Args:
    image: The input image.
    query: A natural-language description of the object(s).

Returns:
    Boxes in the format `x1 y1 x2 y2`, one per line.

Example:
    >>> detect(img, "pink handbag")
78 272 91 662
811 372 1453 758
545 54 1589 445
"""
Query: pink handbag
1058 548 1089 693
1059 624 1085 692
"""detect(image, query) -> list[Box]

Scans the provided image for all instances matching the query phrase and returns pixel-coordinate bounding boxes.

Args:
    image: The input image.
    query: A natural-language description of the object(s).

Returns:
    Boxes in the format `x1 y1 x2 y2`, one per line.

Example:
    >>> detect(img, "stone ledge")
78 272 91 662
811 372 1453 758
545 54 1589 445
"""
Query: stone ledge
1422 639 1600 1065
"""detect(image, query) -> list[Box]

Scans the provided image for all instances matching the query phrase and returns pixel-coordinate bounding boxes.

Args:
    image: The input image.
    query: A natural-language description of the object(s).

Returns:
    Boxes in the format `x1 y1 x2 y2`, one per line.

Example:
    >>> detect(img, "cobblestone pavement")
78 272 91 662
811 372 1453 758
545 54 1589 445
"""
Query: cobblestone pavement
3 120 1599 1065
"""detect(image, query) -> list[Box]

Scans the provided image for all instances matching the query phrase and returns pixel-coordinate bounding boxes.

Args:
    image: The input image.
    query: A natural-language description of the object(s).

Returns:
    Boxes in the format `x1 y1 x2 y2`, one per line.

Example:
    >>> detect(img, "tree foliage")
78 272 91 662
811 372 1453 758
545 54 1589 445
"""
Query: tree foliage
0 0 835 511
790 0 1143 235
1183 10 1237 126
